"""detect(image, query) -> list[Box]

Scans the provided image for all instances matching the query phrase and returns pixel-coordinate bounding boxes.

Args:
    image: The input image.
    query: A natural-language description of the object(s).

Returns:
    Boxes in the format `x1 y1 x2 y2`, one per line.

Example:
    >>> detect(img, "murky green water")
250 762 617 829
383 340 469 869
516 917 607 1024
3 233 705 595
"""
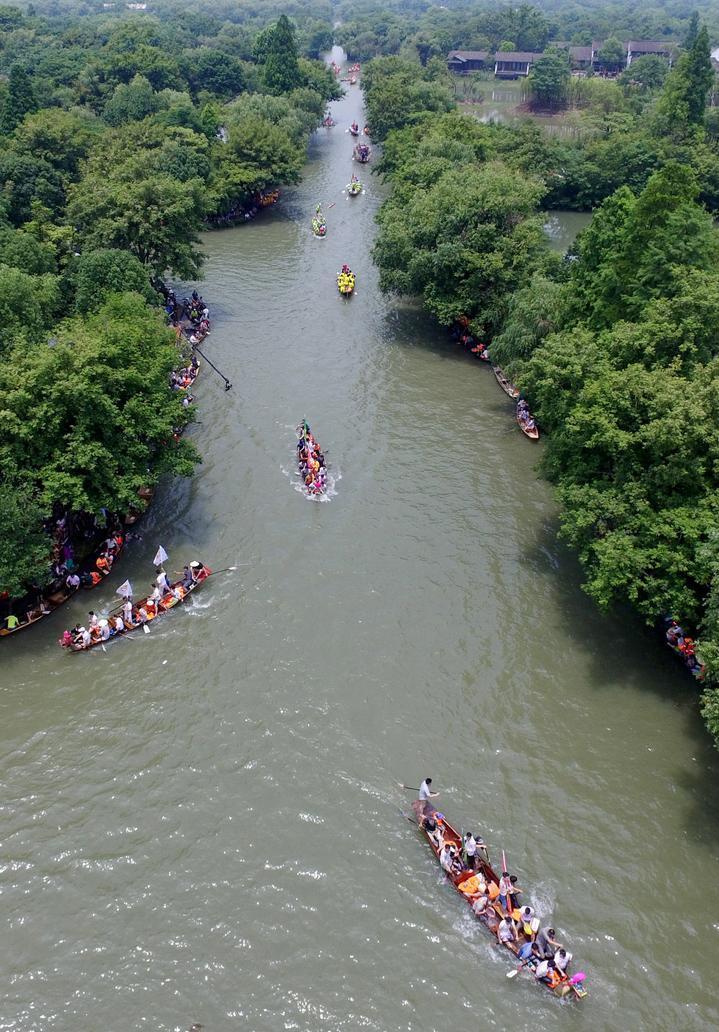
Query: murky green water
1 50 718 1032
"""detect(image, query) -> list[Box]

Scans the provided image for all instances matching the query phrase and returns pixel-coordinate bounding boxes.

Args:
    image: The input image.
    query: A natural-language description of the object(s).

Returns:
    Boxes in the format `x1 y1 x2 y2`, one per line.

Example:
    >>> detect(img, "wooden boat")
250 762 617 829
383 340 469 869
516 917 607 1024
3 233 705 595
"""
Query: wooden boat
337 268 355 295
60 563 211 652
322 116 336 127
312 216 327 237
517 402 540 440
664 618 705 679
349 123 360 137
296 421 327 497
349 76 357 85
493 365 520 399
347 177 362 196
353 143 371 163
408 801 587 1000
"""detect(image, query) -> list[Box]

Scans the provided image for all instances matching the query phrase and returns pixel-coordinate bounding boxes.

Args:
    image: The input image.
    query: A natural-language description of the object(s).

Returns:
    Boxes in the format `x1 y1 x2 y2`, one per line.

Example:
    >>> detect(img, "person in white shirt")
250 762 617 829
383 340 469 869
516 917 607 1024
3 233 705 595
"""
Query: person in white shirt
66 573 81 590
88 611 99 628
463 832 477 869
419 778 439 802
81 628 92 648
156 568 170 593
497 916 517 944
100 622 111 640
554 948 572 974
113 616 125 634
123 599 133 625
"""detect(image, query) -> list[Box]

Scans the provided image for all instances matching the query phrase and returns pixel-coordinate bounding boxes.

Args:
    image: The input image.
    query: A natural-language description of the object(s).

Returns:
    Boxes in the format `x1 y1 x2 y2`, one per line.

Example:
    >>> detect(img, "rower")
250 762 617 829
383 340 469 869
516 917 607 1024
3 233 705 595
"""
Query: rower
123 598 133 625
182 565 193 589
519 905 535 935
5 614 19 630
88 611 99 629
497 914 517 945
66 572 81 590
554 947 572 975
535 926 561 959
418 777 439 803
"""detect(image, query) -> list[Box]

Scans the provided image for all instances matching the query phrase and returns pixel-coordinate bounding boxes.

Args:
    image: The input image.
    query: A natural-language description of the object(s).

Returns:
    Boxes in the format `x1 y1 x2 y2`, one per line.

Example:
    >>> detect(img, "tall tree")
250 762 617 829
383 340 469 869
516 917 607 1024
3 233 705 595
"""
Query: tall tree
529 49 570 110
0 65 37 133
655 24 714 134
262 15 301 95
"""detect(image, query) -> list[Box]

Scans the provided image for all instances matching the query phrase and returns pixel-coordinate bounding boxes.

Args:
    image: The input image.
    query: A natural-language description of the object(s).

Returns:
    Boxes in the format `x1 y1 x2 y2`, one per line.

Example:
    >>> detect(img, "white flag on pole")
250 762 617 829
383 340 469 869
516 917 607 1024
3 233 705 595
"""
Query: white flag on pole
153 545 168 566
116 579 133 598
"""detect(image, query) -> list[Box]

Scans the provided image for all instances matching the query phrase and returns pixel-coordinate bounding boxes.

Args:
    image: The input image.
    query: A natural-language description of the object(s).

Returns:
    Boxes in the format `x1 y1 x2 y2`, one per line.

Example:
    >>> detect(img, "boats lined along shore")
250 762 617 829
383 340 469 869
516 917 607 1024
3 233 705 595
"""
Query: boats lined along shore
409 800 587 1001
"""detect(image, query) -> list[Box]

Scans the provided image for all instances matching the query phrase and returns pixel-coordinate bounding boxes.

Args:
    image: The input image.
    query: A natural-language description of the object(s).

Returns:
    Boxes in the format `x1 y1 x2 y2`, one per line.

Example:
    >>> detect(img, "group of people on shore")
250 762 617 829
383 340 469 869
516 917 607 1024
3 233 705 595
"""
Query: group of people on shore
60 562 208 649
415 778 580 993
296 421 327 496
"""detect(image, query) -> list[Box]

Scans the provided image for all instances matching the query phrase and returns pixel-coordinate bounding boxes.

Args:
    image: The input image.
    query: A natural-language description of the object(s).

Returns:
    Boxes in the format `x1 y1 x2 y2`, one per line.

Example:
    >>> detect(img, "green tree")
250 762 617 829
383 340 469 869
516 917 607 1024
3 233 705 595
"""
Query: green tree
0 65 38 133
103 75 160 126
619 54 669 91
655 25 714 135
68 168 206 279
0 293 199 517
0 263 59 349
262 15 301 95
0 477 52 598
529 49 570 110
596 37 626 72
73 248 156 313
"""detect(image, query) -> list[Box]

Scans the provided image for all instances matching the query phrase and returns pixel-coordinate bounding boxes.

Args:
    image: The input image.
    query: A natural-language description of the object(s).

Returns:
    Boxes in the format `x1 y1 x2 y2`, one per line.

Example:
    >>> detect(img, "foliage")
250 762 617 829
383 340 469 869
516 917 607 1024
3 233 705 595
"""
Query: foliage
261 15 302 95
529 49 570 110
0 478 53 598
0 64 37 133
595 36 625 72
73 248 157 313
0 293 199 521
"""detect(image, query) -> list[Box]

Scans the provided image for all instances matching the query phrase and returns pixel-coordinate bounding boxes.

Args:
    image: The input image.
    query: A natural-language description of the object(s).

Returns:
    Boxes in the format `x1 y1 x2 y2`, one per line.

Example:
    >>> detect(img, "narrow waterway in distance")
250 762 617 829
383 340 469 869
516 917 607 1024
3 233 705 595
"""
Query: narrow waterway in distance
1 48 718 1032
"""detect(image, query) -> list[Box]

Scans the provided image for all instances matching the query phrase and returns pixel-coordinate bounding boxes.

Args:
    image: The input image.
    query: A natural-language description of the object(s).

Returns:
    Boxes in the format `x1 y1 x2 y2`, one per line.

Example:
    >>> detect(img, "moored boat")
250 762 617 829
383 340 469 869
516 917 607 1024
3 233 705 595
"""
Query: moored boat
60 562 211 652
409 801 587 1001
337 265 355 295
353 142 371 163
517 399 539 439
493 365 520 399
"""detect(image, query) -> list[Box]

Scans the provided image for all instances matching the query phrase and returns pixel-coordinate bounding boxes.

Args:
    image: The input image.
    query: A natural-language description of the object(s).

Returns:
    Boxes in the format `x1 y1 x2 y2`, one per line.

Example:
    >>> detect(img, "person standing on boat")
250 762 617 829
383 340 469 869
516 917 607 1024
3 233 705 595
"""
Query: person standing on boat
498 870 513 914
156 567 171 594
419 778 439 803
463 832 477 870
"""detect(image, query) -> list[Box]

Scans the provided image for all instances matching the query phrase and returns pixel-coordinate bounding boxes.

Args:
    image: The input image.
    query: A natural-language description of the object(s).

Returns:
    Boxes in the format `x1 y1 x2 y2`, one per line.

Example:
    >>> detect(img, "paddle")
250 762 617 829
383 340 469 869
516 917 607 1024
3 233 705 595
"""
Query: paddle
397 783 420 792
400 809 418 827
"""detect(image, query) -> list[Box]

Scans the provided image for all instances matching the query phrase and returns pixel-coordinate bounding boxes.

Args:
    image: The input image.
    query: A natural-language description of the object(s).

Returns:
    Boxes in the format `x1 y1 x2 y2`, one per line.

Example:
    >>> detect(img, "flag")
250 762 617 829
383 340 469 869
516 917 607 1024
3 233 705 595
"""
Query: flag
116 580 133 598
153 545 168 566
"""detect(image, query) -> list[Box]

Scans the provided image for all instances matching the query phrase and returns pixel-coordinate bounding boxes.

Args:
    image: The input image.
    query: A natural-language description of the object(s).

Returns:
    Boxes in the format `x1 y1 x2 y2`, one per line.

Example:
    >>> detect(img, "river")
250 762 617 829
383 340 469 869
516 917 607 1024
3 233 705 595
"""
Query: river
1 49 718 1032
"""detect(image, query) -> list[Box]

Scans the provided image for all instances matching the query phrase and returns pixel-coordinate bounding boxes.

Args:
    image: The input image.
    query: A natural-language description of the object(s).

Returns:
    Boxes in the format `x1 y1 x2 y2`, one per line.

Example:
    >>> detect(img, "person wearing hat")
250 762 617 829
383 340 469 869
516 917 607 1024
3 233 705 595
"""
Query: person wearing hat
99 619 111 641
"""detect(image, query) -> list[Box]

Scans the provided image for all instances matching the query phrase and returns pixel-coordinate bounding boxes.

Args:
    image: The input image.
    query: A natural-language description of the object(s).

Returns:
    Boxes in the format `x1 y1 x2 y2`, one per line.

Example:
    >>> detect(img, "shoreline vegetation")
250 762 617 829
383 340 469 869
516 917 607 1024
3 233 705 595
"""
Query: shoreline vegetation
0 3 340 632
361 8 719 748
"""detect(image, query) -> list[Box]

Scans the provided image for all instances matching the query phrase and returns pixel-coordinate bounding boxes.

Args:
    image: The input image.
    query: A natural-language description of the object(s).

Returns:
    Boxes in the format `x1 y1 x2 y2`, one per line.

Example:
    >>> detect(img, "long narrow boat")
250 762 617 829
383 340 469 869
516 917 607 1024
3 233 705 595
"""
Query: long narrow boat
60 562 211 652
493 365 520 399
517 401 540 440
296 421 327 497
337 267 355 295
409 802 587 1000
353 143 371 163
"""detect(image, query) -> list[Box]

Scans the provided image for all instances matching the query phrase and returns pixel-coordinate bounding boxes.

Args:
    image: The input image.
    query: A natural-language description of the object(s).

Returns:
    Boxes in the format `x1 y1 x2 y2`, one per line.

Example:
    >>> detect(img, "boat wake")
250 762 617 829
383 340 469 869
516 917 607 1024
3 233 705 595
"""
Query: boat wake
281 464 341 501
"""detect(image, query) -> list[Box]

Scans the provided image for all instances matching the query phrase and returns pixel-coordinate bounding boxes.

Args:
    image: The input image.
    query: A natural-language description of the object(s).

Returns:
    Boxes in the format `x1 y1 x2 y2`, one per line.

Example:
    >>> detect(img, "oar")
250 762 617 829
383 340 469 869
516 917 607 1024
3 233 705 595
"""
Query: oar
397 782 420 792
400 809 418 826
